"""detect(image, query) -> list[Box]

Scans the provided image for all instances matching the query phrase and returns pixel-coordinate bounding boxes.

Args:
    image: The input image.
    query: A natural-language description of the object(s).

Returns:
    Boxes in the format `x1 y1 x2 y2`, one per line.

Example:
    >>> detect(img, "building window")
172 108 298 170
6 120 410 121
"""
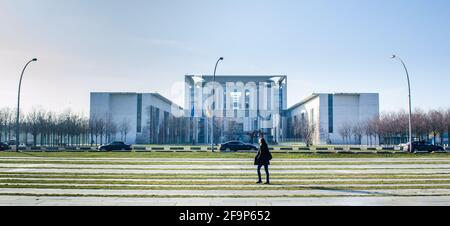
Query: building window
231 90 241 110
328 94 334 133
190 84 195 116
231 89 241 118
266 82 272 110
245 90 250 117
136 94 142 133
310 108 315 124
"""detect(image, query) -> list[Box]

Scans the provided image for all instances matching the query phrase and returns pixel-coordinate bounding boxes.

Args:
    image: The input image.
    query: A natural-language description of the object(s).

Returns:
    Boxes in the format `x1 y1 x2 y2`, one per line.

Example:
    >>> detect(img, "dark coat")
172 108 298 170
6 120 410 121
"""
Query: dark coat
254 144 272 166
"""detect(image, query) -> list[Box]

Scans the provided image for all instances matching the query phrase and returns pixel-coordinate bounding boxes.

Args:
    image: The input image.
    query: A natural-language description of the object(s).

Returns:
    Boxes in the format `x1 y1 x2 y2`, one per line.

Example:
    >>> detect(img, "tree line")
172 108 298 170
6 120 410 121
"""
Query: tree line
1 107 449 147
0 106 188 147
375 108 450 145
0 107 132 147
288 108 450 146
337 108 450 145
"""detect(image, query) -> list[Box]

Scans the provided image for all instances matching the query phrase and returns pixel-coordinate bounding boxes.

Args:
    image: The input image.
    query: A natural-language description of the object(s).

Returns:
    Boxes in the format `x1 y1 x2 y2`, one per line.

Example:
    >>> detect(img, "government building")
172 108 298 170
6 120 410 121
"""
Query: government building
90 92 184 145
286 93 379 145
90 75 379 145
185 75 287 144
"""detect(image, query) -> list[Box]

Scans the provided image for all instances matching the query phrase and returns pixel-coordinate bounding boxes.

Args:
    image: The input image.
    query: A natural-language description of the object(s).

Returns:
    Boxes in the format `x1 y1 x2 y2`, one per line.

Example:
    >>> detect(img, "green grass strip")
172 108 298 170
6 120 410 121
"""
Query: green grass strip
2 160 450 165
2 179 450 185
0 172 449 180
4 193 450 199
1 152 450 159
2 166 450 170
2 184 450 190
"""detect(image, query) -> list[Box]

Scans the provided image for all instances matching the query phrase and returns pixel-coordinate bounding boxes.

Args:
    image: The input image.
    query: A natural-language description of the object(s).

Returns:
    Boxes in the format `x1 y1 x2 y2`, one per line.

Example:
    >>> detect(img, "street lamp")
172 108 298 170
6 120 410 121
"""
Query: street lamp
391 54 412 153
16 58 37 152
211 57 224 152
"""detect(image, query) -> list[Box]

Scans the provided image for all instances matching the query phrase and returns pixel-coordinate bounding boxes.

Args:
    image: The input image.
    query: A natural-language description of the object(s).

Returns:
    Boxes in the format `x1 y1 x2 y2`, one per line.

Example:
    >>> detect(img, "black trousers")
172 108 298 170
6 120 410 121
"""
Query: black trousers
257 164 270 183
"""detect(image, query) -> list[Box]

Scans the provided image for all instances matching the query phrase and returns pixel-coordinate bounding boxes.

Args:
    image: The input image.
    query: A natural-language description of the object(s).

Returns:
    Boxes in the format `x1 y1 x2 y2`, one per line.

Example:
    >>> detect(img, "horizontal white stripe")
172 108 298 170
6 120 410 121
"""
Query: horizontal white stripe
1 177 450 182
2 183 450 188
1 188 450 196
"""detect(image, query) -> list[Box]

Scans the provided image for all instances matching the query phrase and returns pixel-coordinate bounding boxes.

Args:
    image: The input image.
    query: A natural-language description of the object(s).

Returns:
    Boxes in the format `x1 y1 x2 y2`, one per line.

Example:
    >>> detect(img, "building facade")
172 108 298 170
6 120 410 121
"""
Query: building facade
90 92 184 144
89 77 380 145
286 93 380 145
185 75 287 144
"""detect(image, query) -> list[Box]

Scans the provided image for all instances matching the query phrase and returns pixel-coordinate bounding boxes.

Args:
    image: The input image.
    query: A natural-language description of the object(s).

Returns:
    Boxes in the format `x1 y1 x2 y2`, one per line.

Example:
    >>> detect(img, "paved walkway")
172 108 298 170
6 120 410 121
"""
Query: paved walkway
2 177 449 182
1 157 450 162
2 163 450 169
1 188 450 196
2 196 450 206
1 156 450 205
2 183 450 188
3 168 450 174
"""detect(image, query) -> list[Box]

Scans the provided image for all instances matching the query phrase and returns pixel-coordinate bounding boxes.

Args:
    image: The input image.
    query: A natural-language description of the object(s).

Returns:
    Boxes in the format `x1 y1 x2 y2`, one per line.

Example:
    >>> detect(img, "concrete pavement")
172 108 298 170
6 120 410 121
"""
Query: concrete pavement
2 195 450 206
1 156 450 205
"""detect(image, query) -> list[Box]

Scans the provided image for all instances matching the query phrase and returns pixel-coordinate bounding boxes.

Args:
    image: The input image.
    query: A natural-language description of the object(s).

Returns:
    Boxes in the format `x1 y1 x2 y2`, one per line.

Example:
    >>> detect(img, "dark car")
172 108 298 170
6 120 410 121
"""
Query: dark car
405 141 445 153
98 141 132 151
220 141 258 152
0 142 11 151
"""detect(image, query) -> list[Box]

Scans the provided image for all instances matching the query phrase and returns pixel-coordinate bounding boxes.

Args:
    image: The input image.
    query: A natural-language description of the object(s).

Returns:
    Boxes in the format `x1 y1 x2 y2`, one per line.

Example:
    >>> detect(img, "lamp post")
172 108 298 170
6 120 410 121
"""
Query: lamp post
211 57 224 152
16 58 37 152
391 54 412 152
277 76 287 143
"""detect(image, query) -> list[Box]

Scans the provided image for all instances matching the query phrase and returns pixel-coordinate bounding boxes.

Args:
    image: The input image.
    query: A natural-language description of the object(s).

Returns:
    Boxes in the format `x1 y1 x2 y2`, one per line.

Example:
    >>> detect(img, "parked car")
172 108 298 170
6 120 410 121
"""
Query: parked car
98 141 132 151
220 141 258 152
7 140 16 146
0 142 11 151
404 141 445 153
398 143 408 149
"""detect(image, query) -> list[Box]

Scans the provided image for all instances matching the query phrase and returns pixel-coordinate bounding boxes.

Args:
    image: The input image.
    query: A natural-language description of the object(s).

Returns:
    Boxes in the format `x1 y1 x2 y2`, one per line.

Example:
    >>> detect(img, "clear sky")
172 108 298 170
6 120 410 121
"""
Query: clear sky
1 0 449 114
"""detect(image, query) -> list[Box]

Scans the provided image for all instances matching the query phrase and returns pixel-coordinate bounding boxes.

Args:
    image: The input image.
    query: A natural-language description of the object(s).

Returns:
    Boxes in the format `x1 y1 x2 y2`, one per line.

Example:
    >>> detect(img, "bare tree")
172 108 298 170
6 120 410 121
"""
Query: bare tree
412 108 430 142
105 115 117 143
428 109 446 145
0 108 6 142
0 107 126 147
119 119 131 142
1 108 18 144
373 108 449 146
352 122 364 145
446 109 450 146
27 108 45 146
295 118 316 147
363 118 377 146
366 117 380 146
0 108 15 142
377 111 407 145
89 116 96 146
96 118 106 145
339 122 353 144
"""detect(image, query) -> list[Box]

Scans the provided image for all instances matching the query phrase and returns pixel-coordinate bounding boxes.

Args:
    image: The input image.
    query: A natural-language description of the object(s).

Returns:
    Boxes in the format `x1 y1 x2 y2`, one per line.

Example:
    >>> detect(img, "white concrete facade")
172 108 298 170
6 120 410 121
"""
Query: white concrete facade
287 93 380 145
185 75 287 144
90 92 183 144
89 80 379 146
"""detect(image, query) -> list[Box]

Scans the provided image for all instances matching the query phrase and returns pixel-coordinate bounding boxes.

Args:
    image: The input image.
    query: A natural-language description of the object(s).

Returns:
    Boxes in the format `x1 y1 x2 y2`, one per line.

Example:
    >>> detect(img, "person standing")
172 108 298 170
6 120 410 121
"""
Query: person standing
254 138 272 184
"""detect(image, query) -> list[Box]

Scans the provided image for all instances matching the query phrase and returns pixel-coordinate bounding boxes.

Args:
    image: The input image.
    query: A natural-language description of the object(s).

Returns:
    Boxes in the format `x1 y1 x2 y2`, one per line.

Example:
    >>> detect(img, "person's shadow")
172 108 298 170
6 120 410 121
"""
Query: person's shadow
263 183 393 196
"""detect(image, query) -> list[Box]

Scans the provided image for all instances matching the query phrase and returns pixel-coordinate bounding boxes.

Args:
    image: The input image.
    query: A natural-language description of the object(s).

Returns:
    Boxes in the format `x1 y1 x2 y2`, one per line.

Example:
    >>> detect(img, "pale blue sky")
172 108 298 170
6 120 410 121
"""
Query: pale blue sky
1 0 449 114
